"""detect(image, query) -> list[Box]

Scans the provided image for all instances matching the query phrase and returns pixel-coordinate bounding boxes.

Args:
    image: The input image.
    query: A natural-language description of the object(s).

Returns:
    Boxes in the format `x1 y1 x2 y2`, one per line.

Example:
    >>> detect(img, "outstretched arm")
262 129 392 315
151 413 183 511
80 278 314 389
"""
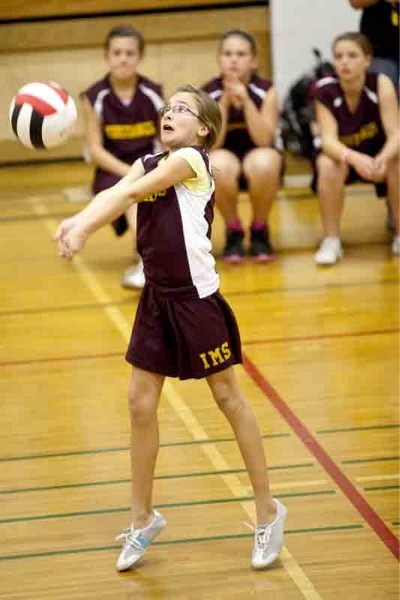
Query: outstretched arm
55 154 195 258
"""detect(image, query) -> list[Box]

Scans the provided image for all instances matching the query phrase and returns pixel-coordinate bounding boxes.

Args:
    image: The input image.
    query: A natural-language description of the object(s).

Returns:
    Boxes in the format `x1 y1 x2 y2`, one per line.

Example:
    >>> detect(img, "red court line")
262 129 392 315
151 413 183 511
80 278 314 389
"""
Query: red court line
0 351 123 367
243 354 400 560
1 327 397 368
242 328 398 347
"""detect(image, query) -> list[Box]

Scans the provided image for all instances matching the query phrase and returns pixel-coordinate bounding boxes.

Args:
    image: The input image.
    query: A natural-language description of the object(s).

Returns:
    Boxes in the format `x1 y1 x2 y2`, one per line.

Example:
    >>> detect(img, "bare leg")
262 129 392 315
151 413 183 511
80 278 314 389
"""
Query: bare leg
243 148 282 223
128 366 165 528
317 153 348 236
210 149 242 226
207 367 276 525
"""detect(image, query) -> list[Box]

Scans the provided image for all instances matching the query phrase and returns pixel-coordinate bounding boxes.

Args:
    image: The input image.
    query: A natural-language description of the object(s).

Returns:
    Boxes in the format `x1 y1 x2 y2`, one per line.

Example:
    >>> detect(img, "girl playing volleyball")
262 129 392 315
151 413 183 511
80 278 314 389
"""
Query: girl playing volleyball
55 85 287 572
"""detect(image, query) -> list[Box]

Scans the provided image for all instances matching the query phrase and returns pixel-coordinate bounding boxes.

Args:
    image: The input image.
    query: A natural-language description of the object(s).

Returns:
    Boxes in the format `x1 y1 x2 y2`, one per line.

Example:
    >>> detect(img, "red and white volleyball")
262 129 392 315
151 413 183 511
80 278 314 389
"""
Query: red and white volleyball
9 81 77 149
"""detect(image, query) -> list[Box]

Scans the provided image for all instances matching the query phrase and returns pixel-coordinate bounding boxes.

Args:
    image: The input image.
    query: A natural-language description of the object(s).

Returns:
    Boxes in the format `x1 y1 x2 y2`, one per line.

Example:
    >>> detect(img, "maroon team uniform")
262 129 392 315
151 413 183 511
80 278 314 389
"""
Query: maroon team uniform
125 147 242 380
311 72 387 194
202 74 283 191
83 74 163 234
202 73 278 160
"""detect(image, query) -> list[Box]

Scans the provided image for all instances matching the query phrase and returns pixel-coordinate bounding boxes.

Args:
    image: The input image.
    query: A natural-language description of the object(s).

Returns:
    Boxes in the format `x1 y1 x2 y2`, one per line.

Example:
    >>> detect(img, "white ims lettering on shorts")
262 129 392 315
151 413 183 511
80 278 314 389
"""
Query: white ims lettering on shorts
199 342 232 369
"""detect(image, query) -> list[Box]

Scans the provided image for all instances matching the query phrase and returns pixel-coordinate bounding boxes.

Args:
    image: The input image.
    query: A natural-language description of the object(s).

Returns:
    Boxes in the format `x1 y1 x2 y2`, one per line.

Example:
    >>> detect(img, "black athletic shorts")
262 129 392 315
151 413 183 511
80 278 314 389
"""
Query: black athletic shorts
311 159 387 198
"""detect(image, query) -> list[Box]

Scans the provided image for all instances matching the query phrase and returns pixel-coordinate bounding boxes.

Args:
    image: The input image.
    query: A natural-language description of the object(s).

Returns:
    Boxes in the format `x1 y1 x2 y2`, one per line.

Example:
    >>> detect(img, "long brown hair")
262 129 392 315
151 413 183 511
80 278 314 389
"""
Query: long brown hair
104 25 145 55
332 32 373 56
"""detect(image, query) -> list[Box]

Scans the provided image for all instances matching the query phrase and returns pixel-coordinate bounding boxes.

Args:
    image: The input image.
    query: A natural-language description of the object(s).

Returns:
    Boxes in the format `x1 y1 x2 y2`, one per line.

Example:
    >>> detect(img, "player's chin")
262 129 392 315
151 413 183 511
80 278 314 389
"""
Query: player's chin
160 131 174 145
113 67 136 79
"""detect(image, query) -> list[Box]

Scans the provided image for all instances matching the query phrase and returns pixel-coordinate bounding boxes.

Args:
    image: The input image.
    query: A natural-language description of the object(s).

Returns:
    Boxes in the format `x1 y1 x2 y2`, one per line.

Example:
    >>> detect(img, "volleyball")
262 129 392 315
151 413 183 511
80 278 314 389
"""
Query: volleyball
9 81 77 149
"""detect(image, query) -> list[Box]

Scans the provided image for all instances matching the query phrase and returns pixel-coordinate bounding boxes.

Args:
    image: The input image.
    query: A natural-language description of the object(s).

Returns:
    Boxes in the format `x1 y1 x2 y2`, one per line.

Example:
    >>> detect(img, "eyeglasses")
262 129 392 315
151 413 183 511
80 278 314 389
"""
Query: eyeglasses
159 103 200 119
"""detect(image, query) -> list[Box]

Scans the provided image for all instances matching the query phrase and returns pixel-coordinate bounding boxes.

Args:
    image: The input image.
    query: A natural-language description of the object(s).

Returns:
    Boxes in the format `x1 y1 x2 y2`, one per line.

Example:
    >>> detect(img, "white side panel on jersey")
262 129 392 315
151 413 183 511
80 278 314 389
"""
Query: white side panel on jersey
248 82 267 100
209 90 222 101
94 89 110 119
316 76 338 89
139 84 164 111
364 86 378 104
175 183 219 299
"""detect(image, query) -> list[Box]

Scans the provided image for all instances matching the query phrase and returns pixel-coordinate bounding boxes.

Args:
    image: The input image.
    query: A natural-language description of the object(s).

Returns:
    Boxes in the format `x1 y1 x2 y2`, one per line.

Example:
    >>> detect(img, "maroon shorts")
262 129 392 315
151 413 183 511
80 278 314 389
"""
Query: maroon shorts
125 284 242 380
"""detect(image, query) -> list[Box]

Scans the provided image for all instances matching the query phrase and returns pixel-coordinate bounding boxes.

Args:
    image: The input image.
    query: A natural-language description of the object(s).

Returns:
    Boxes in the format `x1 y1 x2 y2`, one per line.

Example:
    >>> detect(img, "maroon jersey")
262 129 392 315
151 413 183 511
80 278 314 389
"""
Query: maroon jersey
137 147 219 298
312 72 386 156
202 73 277 158
83 74 163 194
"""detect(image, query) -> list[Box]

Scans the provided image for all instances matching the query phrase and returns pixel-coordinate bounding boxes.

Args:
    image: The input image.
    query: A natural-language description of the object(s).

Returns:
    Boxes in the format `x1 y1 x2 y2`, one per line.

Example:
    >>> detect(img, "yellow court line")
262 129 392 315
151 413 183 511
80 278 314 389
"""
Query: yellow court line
32 197 323 600
262 479 329 492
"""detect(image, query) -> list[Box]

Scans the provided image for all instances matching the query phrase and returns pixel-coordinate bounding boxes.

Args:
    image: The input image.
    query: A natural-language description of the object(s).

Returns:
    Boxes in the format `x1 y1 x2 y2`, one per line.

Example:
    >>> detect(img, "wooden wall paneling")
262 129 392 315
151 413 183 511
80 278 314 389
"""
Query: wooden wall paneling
0 6 270 163
0 0 265 21
0 7 269 52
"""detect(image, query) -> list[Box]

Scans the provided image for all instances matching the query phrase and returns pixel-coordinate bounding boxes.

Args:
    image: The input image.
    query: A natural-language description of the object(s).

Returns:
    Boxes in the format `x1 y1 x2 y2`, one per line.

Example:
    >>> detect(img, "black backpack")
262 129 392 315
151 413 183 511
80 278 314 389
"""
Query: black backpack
280 49 334 159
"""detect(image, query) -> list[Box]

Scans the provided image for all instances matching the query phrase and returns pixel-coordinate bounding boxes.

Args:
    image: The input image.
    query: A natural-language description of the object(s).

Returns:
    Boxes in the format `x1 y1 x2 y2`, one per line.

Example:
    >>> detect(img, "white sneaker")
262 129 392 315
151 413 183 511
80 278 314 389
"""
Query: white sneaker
315 237 343 265
392 235 400 256
121 259 145 289
248 499 287 570
115 510 167 571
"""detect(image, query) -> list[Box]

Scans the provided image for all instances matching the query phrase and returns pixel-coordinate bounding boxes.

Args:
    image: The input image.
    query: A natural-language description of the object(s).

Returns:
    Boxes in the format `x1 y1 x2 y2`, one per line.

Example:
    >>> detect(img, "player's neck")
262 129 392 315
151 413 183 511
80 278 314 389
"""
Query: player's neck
110 74 138 94
340 73 366 98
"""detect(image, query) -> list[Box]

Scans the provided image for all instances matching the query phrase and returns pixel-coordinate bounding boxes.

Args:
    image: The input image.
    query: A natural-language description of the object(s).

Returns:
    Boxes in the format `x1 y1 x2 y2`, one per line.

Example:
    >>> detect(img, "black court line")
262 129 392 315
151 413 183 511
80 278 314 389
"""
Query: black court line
364 485 399 491
0 432 289 463
318 424 400 434
242 328 399 347
0 524 362 562
342 456 399 464
0 462 313 495
0 490 335 525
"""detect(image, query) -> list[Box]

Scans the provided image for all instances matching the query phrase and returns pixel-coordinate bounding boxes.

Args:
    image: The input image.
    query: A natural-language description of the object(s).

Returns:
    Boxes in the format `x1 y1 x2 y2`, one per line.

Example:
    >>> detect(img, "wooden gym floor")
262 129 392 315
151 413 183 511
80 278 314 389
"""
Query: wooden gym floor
0 161 398 599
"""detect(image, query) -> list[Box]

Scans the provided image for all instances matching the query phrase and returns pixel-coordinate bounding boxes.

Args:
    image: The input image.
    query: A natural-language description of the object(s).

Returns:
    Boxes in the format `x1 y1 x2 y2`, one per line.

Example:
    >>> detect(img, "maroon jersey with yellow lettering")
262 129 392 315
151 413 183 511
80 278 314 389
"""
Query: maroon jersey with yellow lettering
83 74 163 194
312 72 386 156
202 73 277 158
137 147 219 297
